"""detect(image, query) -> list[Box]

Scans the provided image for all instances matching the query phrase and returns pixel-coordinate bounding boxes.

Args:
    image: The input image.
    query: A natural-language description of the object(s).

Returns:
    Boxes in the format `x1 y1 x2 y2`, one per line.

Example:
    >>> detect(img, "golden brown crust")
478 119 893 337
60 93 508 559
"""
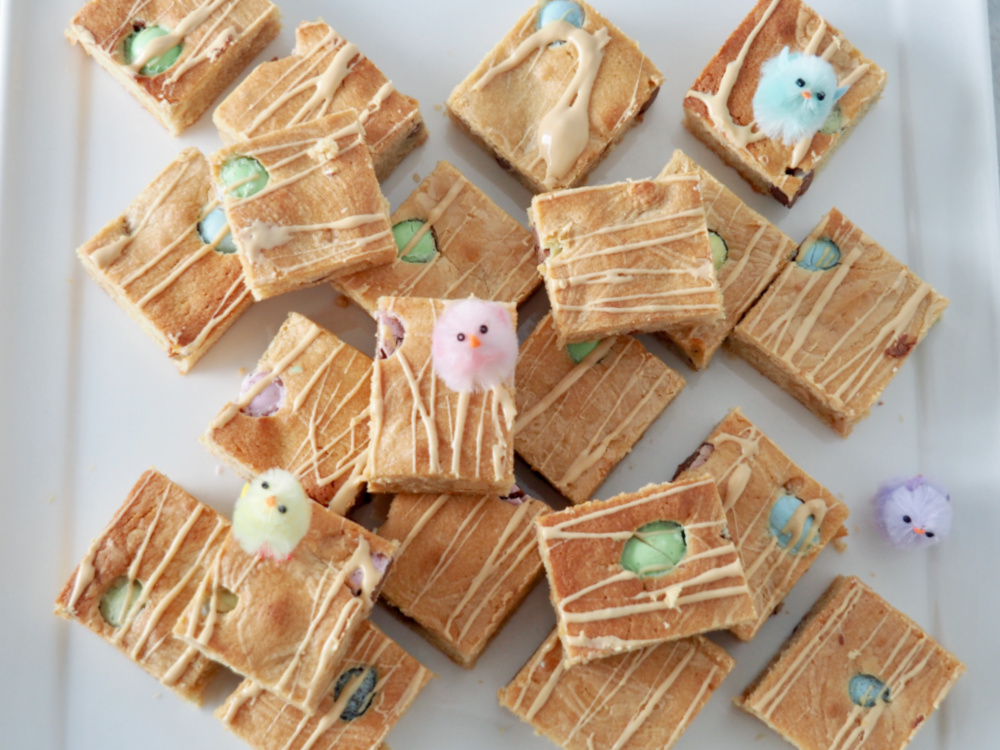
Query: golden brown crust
202 312 370 511
76 148 253 373
731 208 949 436
500 629 735 750
67 0 281 134
533 178 723 344
675 408 849 640
378 492 550 668
53 469 229 704
737 576 966 750
216 621 433 750
682 0 887 206
334 161 541 314
656 150 795 369
213 19 427 180
447 1 662 194
515 313 684 504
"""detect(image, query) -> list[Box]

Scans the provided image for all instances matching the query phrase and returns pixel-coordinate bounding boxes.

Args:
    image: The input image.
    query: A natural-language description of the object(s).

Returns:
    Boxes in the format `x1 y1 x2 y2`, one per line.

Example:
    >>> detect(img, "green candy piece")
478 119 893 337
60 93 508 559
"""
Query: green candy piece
201 587 239 617
566 340 601 363
197 206 237 254
125 26 182 76
99 576 145 627
393 219 438 263
820 104 845 135
708 230 729 270
220 156 269 199
620 521 687 578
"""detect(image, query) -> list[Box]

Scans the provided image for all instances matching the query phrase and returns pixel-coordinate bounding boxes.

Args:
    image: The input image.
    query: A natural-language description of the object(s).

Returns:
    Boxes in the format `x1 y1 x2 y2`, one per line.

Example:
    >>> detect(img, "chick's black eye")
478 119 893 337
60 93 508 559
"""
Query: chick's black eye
796 78 806 87
261 481 269 490
903 515 912 524
816 91 826 101
457 332 465 342
278 505 287 514
479 325 488 334
925 531 935 538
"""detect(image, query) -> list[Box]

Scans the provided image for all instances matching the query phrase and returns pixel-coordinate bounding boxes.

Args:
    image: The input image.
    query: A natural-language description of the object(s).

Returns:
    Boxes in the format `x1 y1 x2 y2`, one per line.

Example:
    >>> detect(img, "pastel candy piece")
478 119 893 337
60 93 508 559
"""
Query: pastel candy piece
220 156 269 199
820 104 845 135
566 339 600 363
392 219 438 264
98 576 144 627
849 674 890 708
708 230 729 270
125 26 182 76
239 371 285 417
797 238 841 271
333 666 378 720
620 520 688 578
536 0 586 31
197 206 237 254
768 494 815 554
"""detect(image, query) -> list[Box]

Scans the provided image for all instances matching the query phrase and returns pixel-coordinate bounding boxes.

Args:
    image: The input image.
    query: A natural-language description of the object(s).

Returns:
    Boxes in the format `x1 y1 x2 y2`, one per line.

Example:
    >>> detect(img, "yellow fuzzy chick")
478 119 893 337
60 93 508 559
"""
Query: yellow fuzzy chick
233 469 312 562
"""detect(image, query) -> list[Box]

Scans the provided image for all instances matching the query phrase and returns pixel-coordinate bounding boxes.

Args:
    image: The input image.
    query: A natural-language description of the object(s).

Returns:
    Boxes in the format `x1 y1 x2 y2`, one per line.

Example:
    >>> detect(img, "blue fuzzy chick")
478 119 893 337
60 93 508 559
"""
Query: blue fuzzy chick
752 46 849 145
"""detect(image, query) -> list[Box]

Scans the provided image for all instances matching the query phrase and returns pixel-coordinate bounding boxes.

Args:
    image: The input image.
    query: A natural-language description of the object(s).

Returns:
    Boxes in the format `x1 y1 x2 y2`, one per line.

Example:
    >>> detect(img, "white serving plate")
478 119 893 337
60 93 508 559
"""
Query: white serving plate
2 0 999 747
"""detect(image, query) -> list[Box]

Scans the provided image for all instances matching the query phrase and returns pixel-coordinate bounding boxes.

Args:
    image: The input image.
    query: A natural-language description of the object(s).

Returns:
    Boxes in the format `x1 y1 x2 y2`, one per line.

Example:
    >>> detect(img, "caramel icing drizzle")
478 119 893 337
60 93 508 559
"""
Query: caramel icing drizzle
473 20 610 189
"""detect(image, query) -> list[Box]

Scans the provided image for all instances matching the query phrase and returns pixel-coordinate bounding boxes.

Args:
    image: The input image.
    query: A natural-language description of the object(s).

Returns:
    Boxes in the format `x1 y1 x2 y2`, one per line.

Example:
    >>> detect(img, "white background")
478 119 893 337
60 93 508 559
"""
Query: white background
1 0 998 748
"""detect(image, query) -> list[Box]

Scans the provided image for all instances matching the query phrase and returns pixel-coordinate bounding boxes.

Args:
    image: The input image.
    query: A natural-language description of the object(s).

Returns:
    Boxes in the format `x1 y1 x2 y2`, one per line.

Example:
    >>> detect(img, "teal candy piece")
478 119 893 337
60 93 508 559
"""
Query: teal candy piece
125 26 182 76
819 104 845 135
849 674 890 708
537 0 586 31
99 576 145 627
392 219 438 263
333 666 378 720
768 494 816 554
708 230 729 270
566 340 600 363
198 207 237 254
620 521 687 578
220 156 269 199
797 238 841 271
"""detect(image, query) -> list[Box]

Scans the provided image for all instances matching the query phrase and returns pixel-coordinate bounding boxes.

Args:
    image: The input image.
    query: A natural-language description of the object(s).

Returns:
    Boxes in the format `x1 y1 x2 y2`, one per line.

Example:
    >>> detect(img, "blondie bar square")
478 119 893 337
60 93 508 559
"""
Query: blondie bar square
378 490 550 667
202 312 371 514
217 621 432 750
536 475 756 666
731 208 949 436
77 148 253 374
500 629 734 750
334 161 541 314
54 470 230 703
67 0 280 134
683 0 887 206
214 20 427 181
532 177 723 344
737 576 965 750
212 111 395 301
515 313 684 504
674 408 849 640
447 0 662 193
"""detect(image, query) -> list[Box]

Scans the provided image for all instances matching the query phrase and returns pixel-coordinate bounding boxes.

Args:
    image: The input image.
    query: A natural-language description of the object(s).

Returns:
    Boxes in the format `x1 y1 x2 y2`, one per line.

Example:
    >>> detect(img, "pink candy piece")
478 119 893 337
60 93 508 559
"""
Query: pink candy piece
239 370 285 417
347 551 392 599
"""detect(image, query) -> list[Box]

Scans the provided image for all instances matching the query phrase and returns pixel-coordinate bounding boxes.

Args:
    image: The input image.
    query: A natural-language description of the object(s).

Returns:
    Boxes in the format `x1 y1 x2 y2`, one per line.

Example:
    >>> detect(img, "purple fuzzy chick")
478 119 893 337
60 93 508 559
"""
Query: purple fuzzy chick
874 476 952 549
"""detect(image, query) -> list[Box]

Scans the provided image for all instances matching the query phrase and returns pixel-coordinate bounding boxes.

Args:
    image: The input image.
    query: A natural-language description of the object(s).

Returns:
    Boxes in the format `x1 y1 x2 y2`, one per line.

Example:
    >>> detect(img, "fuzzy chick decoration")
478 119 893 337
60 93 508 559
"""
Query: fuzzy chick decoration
874 476 952 550
431 298 518 393
233 469 312 562
752 46 848 145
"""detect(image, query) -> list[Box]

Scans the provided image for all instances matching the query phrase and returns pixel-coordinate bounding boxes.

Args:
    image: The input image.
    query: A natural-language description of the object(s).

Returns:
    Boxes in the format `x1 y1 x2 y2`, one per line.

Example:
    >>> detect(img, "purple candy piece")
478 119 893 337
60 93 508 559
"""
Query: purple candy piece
347 551 392 600
375 312 405 359
500 484 527 505
874 475 952 550
239 370 285 417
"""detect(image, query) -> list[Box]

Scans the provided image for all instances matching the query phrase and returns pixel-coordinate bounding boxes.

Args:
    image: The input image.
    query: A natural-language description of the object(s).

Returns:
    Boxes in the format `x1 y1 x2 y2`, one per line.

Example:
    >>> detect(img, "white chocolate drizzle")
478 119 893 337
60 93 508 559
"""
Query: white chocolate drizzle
126 0 233 75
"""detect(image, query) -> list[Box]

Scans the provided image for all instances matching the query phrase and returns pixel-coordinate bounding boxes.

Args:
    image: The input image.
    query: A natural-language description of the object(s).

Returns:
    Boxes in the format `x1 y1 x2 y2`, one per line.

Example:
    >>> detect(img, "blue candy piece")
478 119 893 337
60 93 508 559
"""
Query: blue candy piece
333 666 378 721
768 494 815 554
797 238 841 271
197 207 237 254
537 1 585 34
849 674 890 708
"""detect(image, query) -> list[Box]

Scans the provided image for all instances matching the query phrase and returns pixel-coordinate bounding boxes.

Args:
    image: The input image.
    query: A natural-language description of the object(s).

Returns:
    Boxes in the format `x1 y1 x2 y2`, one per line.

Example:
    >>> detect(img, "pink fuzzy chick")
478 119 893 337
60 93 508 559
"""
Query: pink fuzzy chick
431 298 518 393
874 476 952 549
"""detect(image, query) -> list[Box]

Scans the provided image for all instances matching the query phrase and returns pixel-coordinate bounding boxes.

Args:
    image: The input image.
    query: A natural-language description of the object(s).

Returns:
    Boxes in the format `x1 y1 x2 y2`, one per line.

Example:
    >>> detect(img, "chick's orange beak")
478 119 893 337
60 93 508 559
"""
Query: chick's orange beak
802 91 812 99
469 334 482 349
265 495 277 509
913 527 925 535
